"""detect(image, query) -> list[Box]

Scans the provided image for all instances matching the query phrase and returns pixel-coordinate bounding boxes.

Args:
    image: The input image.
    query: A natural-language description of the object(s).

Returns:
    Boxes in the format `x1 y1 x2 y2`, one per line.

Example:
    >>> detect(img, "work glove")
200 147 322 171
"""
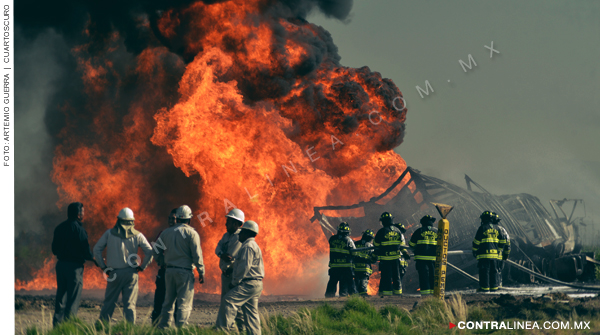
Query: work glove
502 255 508 261
135 266 143 272
220 253 233 262
197 269 205 284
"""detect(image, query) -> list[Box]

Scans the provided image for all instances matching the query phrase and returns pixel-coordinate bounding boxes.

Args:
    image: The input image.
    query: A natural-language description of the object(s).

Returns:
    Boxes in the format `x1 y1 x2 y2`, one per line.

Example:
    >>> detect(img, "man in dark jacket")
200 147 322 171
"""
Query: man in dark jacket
151 208 179 324
325 222 356 297
491 212 510 287
52 202 95 327
473 211 508 292
409 215 438 296
352 229 378 295
375 212 410 296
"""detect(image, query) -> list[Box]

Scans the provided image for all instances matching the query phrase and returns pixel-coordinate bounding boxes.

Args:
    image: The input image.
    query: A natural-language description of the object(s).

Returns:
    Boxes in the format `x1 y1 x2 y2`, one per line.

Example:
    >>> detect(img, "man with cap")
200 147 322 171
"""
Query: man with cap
325 222 356 297
374 212 410 296
150 208 179 325
215 208 245 328
94 207 154 324
216 220 264 335
409 215 438 296
157 205 204 328
52 202 95 327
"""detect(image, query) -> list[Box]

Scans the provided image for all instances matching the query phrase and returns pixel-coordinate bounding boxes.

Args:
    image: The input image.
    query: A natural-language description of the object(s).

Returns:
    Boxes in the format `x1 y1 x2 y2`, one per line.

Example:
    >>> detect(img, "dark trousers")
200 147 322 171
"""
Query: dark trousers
53 260 84 327
325 267 354 297
151 267 179 324
478 259 499 291
354 274 370 295
416 260 435 296
379 260 402 295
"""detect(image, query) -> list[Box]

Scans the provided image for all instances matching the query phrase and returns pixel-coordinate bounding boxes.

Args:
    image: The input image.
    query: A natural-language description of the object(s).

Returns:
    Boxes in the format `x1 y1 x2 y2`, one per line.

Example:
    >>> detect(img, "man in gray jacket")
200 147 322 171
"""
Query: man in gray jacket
216 220 264 335
215 208 244 327
94 207 154 324
156 205 205 328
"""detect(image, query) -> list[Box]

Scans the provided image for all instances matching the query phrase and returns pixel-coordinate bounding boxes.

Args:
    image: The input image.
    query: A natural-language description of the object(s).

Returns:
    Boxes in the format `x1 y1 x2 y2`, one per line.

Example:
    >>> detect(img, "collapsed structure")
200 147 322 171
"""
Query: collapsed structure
312 167 598 291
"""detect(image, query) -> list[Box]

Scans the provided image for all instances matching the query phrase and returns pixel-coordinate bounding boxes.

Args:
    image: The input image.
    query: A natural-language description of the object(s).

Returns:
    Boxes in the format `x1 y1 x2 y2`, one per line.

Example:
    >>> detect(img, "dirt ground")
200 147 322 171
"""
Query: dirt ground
14 290 600 334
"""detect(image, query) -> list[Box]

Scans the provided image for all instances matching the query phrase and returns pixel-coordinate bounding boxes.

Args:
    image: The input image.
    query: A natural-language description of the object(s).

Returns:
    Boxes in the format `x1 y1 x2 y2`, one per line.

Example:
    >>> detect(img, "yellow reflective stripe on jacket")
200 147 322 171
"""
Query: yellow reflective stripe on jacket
473 240 481 245
417 240 437 245
379 256 400 260
414 255 436 261
329 263 353 267
329 248 350 254
481 238 499 243
408 241 416 247
472 247 478 251
380 240 402 246
476 254 500 260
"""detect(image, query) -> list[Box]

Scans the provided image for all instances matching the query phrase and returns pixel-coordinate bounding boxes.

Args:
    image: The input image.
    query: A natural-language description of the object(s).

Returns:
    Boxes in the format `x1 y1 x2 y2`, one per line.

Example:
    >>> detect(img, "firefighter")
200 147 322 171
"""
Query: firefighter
491 211 510 287
156 205 204 328
94 208 154 324
409 215 438 296
325 222 356 297
150 208 179 325
352 229 378 295
52 202 96 327
215 220 264 335
215 208 245 329
472 211 508 292
375 212 410 296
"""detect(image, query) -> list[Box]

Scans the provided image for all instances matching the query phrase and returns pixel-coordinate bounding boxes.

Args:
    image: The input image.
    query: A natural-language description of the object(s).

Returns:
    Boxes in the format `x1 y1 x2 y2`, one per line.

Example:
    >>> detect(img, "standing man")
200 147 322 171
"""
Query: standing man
52 202 95 327
216 220 264 335
150 208 179 324
215 208 245 328
325 222 356 297
157 205 204 328
352 229 377 295
492 212 511 287
409 215 438 296
473 211 507 292
94 207 154 324
375 212 409 296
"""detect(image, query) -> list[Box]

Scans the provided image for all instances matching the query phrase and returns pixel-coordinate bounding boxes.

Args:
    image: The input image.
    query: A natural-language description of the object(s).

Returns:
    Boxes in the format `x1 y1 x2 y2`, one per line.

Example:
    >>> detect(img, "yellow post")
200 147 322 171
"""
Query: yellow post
432 203 453 300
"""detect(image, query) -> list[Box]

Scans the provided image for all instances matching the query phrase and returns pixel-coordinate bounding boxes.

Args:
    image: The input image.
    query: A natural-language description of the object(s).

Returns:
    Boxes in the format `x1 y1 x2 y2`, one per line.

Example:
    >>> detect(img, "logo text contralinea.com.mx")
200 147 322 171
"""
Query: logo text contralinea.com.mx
449 321 591 330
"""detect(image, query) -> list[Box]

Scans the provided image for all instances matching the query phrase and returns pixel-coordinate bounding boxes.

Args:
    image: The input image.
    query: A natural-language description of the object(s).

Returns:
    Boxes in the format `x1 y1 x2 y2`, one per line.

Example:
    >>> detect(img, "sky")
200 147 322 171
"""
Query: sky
308 0 600 243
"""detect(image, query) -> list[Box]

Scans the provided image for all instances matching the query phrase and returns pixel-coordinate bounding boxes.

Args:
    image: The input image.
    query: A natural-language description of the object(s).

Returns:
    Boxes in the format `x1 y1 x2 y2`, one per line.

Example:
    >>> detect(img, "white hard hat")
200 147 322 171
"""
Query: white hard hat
241 220 259 234
226 208 245 223
117 207 135 221
176 205 193 219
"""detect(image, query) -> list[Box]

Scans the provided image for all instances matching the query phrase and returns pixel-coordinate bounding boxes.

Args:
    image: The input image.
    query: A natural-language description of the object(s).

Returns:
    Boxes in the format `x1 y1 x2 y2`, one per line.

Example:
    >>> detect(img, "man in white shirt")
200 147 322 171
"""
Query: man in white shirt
93 208 154 323
216 220 264 335
215 208 244 327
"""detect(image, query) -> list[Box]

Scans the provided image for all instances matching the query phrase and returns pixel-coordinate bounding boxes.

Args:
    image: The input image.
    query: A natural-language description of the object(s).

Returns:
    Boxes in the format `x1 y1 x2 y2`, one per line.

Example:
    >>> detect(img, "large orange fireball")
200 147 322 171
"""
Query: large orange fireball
16 0 407 295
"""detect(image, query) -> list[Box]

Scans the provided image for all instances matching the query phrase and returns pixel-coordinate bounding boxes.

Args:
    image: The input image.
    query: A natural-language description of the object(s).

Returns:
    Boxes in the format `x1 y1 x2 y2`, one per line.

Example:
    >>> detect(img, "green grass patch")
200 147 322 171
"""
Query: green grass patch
25 295 600 335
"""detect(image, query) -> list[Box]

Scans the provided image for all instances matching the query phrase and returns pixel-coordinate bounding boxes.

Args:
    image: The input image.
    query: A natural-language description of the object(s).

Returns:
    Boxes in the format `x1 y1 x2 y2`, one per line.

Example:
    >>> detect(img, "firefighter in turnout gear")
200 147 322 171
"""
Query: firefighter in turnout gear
374 212 410 296
352 229 377 295
491 212 510 287
409 215 438 296
325 222 356 297
473 211 508 292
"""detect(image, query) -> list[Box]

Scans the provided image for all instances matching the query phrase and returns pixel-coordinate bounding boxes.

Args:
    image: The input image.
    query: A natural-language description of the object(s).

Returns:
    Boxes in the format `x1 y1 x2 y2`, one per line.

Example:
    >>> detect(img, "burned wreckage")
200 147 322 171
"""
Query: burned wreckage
311 167 598 291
